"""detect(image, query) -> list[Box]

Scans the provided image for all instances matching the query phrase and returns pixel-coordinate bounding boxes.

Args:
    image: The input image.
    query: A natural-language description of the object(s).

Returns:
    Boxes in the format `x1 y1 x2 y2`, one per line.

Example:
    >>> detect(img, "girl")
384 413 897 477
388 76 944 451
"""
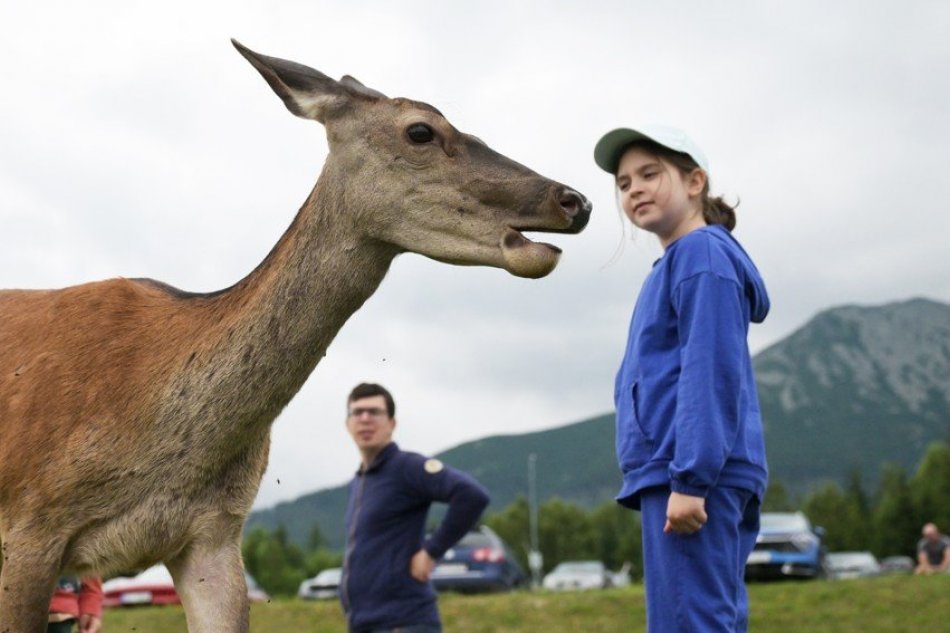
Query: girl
594 125 769 632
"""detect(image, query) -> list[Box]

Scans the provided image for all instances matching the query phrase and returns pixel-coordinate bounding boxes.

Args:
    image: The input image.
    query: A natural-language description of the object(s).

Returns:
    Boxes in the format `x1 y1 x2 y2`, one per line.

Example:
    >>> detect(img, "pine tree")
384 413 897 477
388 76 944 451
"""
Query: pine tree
871 464 919 558
911 442 950 533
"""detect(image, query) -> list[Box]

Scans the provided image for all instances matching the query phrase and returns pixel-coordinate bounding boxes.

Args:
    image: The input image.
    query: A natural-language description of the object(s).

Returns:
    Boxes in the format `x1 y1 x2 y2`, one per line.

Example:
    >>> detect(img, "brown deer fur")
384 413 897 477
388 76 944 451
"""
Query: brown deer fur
0 40 590 632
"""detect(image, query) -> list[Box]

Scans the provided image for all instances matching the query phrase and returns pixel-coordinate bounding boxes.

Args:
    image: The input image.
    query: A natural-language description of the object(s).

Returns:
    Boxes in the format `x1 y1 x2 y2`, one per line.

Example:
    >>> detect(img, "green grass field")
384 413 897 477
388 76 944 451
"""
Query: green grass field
102 574 950 632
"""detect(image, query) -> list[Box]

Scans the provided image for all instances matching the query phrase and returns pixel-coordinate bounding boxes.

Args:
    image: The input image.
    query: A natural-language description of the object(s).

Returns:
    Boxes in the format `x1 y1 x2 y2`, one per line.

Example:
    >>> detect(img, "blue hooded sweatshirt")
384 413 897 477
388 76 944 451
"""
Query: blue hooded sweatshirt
614 225 770 509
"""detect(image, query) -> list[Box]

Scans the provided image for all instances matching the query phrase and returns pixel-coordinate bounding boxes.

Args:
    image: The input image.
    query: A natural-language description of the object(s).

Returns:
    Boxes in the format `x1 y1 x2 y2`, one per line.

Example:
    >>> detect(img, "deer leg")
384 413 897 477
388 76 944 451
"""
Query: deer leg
167 526 249 633
0 534 63 633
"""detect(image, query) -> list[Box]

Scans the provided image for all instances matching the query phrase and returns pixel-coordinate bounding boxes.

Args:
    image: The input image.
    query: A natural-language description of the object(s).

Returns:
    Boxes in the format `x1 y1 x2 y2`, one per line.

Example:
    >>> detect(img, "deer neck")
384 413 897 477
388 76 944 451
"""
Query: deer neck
188 162 397 428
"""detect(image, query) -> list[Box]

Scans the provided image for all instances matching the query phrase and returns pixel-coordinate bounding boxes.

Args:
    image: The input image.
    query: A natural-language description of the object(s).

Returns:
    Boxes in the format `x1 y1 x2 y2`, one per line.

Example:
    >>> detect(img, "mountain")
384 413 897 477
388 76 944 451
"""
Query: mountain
246 297 950 549
754 297 950 491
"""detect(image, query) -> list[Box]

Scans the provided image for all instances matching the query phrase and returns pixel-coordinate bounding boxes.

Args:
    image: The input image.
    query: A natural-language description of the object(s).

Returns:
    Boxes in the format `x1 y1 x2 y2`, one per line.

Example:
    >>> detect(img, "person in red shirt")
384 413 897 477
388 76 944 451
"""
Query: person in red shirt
48 576 103 633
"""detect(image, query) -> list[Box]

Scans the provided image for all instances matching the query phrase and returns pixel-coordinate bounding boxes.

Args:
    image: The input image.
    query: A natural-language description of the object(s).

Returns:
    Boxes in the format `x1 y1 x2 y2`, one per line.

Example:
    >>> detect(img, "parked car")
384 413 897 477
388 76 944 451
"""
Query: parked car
879 555 915 575
609 562 632 588
103 565 181 607
245 572 270 603
825 551 881 580
745 512 825 581
542 560 612 591
103 564 269 607
431 525 526 593
298 567 342 600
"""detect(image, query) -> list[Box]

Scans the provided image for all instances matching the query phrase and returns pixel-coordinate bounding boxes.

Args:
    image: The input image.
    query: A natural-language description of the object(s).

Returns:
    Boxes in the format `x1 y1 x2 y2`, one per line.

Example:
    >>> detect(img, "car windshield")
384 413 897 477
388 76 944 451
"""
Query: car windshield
135 564 174 584
457 532 494 548
827 553 877 568
315 568 342 583
554 561 604 574
760 513 810 531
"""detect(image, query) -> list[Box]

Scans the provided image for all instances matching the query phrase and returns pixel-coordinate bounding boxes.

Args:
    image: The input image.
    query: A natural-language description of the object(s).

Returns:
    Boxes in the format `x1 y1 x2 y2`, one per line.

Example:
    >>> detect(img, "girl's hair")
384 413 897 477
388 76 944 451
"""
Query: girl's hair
621 140 737 231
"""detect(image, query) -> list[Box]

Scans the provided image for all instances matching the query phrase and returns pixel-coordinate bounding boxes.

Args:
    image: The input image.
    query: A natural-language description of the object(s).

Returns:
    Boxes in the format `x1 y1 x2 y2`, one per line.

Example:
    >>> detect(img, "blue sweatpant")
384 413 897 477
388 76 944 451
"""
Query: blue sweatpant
640 486 760 632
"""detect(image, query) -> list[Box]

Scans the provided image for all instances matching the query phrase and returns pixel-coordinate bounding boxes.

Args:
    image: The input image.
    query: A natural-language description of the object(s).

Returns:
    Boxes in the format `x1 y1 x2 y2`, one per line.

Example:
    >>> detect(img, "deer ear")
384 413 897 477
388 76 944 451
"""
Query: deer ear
340 75 387 99
232 39 347 123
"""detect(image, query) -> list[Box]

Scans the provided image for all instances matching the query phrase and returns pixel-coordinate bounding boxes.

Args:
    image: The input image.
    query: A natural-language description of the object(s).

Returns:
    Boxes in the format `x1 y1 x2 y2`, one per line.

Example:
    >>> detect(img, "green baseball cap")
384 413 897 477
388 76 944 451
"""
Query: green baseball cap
593 124 709 175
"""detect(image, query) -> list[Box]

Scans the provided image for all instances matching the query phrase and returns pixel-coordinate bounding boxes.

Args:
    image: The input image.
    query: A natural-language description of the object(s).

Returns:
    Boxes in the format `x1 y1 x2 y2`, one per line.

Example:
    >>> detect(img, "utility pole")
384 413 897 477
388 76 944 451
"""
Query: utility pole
527 452 542 588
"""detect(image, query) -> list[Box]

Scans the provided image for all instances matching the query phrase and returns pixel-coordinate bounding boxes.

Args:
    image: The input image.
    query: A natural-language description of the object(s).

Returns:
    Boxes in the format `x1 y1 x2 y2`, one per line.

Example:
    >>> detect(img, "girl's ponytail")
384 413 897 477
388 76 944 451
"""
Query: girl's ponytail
703 195 737 232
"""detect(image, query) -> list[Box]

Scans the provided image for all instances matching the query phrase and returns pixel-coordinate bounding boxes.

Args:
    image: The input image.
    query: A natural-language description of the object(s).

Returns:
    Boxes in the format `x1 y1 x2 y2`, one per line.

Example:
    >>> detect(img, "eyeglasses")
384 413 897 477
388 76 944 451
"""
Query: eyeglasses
347 407 388 419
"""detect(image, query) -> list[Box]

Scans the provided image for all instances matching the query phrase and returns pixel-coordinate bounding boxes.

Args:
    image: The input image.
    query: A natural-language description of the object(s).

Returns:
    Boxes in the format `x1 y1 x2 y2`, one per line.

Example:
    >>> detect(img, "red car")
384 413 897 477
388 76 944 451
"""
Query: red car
103 564 269 607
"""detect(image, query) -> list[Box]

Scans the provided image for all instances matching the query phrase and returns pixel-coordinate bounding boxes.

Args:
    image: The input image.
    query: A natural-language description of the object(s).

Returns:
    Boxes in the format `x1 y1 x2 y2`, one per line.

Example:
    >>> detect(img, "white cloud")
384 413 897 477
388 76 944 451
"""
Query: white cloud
2 1 948 509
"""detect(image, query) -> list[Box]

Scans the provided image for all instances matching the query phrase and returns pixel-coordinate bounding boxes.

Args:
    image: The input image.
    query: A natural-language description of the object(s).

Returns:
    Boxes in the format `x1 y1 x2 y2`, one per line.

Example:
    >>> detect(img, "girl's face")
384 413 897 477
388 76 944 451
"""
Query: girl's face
615 146 706 247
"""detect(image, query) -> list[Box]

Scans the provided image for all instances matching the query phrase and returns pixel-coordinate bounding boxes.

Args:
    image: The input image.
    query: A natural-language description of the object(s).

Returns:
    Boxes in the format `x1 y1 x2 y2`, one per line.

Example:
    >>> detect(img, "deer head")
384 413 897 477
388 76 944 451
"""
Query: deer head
233 40 590 279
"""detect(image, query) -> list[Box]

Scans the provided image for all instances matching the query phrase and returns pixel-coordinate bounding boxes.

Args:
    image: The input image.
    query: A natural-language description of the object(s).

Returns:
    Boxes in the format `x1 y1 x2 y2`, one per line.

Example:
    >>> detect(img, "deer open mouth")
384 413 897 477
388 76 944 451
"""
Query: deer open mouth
503 228 563 254
500 228 563 279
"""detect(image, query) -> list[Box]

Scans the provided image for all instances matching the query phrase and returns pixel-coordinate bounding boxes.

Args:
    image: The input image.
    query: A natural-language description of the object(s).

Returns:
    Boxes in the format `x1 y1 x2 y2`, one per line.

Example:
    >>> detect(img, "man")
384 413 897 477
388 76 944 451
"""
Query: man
340 383 490 633
915 522 950 575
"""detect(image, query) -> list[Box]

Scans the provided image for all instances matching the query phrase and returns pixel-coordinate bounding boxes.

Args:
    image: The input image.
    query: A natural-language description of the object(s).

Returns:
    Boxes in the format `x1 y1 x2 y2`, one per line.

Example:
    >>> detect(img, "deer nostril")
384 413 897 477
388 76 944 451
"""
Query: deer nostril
558 188 591 218
558 190 582 217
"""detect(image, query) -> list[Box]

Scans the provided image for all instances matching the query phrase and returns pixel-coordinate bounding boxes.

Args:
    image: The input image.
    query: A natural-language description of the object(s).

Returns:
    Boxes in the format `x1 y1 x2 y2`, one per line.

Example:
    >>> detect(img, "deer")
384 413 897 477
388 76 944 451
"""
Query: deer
0 40 590 631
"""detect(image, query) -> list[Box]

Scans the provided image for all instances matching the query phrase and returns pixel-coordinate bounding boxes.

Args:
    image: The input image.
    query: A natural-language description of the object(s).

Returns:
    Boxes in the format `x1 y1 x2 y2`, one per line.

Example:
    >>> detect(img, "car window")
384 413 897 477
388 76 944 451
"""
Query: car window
554 561 604 573
760 513 809 531
827 553 876 567
315 568 342 583
457 532 493 548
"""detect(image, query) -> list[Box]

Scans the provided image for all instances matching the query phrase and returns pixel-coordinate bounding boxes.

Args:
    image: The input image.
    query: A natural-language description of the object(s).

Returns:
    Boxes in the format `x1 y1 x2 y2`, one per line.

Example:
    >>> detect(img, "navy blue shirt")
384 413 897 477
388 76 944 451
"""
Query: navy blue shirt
341 442 490 632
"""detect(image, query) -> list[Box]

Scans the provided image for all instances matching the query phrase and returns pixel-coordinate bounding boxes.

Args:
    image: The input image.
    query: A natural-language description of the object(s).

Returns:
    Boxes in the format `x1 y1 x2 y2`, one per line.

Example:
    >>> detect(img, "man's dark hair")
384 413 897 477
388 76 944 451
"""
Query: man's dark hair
347 383 396 418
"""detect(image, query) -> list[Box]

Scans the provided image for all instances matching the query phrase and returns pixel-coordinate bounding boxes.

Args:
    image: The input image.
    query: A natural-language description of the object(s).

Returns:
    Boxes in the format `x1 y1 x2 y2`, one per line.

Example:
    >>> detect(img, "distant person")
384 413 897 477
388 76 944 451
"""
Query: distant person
594 125 769 632
340 383 490 633
915 522 950 574
48 576 103 633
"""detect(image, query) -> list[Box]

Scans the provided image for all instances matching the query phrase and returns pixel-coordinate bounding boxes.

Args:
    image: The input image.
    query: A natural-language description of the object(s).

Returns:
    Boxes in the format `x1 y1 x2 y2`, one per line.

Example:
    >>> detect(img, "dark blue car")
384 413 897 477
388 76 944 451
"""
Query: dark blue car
745 512 826 580
431 526 526 593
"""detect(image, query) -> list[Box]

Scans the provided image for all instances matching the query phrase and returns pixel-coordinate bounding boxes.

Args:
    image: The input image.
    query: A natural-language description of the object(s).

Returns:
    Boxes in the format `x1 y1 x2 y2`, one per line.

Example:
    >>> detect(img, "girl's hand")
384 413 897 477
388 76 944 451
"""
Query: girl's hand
664 492 708 534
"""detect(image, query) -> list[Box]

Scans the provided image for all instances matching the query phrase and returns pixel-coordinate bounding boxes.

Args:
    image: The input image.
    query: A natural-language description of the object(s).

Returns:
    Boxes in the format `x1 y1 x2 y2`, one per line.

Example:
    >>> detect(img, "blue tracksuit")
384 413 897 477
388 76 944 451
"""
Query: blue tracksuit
615 225 770 632
341 442 490 633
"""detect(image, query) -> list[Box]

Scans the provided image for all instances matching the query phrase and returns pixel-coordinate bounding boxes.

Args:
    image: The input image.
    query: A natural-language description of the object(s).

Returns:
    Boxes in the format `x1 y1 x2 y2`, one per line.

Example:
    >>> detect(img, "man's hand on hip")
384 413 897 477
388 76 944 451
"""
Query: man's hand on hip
410 549 436 582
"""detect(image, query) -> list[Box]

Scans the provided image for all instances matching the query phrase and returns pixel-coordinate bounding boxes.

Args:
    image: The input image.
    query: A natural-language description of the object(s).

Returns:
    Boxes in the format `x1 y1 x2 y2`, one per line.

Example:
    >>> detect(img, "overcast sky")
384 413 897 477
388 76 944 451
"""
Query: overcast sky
2 1 949 509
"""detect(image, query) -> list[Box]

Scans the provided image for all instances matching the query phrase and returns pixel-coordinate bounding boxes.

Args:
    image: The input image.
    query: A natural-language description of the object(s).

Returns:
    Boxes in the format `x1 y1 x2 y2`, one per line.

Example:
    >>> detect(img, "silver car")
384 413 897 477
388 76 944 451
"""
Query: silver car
542 561 612 591
825 552 881 580
297 567 342 600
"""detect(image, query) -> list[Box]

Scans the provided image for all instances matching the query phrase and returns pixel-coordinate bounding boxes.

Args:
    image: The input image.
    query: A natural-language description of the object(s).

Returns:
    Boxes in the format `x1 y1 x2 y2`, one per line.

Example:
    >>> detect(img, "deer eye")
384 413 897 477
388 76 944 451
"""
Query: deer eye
406 123 435 144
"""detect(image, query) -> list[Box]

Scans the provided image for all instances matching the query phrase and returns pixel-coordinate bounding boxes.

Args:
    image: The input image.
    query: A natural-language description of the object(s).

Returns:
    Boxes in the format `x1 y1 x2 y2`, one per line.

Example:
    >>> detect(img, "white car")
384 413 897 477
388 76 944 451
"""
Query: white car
609 562 632 588
103 564 268 607
298 567 342 600
102 565 181 607
542 560 611 591
825 551 881 580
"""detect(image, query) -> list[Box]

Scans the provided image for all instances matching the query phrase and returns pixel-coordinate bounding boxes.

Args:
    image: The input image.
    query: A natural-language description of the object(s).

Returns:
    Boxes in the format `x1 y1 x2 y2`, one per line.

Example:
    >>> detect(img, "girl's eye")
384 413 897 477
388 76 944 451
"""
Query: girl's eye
618 182 630 192
406 123 435 144
644 171 657 179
